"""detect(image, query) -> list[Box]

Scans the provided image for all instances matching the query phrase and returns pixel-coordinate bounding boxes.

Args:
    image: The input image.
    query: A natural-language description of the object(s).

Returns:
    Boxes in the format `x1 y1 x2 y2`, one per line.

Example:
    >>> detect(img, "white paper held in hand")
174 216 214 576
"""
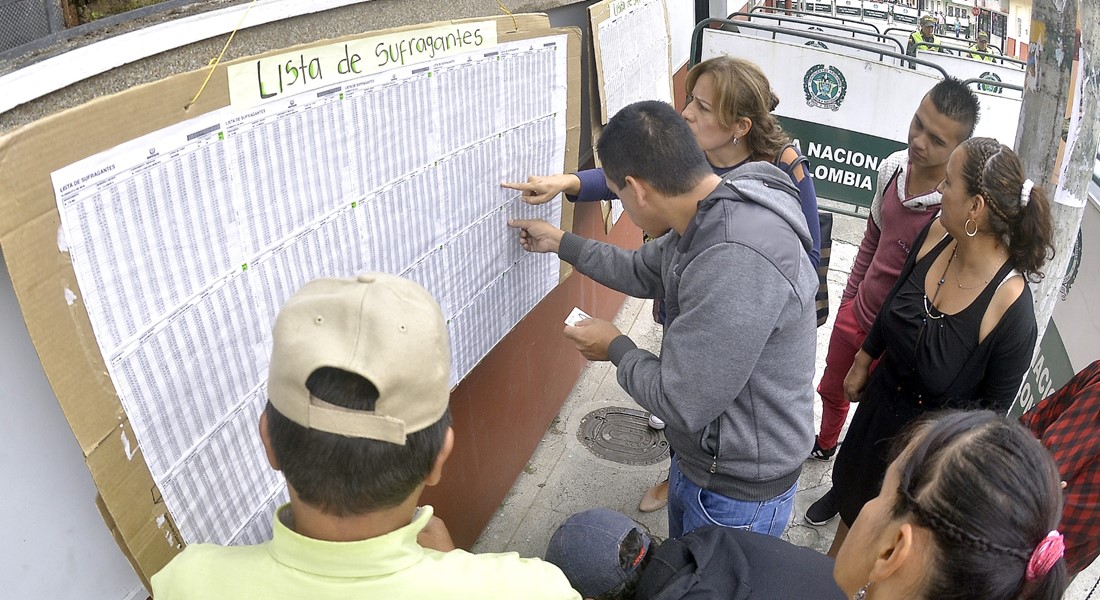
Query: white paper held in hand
565 306 592 327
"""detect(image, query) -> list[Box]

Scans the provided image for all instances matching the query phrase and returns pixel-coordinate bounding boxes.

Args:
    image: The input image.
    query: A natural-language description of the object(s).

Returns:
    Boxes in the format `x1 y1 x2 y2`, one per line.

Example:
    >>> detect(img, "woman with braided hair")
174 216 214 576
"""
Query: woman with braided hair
834 410 1068 600
825 137 1055 557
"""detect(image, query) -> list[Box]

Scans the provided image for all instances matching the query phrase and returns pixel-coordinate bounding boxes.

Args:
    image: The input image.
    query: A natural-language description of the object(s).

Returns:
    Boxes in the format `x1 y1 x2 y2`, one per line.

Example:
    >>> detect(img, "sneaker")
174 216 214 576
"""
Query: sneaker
809 438 837 462
648 414 666 430
805 489 839 526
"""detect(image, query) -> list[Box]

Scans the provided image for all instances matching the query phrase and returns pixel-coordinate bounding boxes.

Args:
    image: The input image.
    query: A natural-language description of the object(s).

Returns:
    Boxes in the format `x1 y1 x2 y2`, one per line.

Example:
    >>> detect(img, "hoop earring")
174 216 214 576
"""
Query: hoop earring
965 218 978 237
853 581 872 600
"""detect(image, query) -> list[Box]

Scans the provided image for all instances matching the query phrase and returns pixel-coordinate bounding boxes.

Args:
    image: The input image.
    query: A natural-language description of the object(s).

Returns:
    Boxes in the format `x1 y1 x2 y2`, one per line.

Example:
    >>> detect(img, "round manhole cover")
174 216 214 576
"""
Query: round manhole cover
577 407 670 466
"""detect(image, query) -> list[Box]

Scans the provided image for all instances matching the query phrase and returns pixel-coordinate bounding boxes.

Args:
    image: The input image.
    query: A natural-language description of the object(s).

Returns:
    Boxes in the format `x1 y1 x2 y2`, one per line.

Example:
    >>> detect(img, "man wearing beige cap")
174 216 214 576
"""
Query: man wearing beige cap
151 273 580 599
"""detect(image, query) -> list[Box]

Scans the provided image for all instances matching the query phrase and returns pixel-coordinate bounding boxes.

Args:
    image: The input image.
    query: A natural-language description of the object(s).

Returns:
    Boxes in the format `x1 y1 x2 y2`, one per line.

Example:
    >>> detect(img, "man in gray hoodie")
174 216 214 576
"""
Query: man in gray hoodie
509 101 817 539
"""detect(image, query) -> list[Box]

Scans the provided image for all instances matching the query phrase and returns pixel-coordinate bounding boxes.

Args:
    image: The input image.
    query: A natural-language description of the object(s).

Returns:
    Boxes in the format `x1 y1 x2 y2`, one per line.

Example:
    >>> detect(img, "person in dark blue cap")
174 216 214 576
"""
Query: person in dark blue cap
545 508 845 600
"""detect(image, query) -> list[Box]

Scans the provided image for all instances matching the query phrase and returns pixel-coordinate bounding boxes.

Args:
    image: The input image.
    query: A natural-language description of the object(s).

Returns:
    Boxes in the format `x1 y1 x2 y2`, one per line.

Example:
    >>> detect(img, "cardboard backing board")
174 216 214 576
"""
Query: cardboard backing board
0 12 580 583
588 0 674 125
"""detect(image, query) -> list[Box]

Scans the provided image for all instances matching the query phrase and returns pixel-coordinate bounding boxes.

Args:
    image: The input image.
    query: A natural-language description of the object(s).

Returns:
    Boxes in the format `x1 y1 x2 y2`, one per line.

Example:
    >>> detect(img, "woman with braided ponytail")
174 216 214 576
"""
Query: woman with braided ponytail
825 138 1055 558
834 410 1068 600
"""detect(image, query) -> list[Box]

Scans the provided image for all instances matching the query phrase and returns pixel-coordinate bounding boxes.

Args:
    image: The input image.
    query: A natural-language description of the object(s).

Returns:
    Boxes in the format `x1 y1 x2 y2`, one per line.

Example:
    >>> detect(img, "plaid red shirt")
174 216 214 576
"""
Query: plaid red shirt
1020 359 1100 576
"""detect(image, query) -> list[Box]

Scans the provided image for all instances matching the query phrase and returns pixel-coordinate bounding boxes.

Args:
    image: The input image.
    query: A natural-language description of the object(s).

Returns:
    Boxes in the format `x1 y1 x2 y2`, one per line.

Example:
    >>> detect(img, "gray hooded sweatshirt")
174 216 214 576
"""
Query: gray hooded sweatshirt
558 163 817 501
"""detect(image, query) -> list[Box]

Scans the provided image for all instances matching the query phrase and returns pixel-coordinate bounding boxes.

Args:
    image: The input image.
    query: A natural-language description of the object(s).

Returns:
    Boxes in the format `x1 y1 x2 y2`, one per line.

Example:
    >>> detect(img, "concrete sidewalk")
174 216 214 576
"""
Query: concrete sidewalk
472 213 1099 598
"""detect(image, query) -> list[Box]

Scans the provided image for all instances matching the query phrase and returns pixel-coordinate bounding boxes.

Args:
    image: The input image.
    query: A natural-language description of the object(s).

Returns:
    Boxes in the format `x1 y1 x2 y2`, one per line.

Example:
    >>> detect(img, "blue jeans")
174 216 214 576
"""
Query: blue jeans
667 455 797 539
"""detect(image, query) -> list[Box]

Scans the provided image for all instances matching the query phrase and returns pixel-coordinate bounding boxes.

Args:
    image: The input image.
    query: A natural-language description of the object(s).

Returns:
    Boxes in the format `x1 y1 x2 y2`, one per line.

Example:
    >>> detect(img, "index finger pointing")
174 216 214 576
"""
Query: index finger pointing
500 181 535 192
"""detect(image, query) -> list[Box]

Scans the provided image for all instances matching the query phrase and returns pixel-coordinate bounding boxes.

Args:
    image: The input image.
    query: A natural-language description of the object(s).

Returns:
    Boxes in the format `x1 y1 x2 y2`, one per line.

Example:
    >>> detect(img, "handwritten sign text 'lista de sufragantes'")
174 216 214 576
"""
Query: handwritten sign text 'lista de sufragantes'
228 22 498 108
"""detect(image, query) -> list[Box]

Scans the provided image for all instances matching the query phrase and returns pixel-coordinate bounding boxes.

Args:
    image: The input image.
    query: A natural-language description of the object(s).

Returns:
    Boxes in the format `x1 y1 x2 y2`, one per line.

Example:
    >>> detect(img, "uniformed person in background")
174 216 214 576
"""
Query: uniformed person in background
968 31 994 61
906 15 942 58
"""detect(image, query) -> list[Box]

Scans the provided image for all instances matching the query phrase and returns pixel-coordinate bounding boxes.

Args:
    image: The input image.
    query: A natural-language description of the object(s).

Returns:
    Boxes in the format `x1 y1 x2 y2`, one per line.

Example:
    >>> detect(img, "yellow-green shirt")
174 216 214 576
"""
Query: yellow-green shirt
151 505 581 600
968 45 995 61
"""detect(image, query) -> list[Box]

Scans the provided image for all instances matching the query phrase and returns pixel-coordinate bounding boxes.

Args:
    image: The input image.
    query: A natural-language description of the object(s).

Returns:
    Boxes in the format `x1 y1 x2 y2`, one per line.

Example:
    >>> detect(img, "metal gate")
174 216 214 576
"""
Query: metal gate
0 0 64 53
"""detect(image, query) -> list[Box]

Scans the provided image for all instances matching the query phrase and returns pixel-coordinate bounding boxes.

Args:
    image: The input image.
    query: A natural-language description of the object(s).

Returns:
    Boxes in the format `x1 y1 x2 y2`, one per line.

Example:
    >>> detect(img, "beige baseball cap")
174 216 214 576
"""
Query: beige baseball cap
267 273 451 445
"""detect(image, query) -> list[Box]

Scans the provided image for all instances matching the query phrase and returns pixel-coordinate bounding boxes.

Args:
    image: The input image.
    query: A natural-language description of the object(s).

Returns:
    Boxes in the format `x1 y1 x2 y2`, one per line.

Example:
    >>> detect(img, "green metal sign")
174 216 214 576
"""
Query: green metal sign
779 116 907 209
1010 321 1075 418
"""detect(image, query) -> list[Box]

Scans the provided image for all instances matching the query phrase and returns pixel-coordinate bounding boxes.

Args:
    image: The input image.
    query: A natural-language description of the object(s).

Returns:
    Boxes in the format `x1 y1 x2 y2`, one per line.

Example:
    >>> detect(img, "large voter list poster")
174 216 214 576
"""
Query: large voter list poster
50 31 569 546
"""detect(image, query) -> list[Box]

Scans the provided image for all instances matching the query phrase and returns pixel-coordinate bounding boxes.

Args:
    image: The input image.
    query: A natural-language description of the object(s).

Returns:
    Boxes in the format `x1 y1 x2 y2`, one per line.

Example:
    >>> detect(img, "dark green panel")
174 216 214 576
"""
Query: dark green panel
779 115 907 209
1011 321 1075 418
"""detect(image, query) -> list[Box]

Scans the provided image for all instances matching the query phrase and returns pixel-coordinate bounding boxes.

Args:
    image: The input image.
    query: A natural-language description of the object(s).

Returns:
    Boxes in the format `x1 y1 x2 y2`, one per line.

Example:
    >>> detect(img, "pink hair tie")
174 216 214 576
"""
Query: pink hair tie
1025 531 1065 582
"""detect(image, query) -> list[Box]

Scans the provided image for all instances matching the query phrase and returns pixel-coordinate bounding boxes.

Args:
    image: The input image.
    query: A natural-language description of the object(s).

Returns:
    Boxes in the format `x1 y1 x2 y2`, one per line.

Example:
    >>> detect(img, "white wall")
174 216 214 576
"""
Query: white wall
710 0 755 20
668 0 761 69
1008 0 1030 43
0 250 147 600
668 0 697 69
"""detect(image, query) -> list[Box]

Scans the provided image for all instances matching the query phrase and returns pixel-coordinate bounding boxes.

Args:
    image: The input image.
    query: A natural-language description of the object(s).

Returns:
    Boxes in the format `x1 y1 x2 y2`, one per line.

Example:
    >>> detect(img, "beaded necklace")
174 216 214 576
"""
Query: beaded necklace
923 242 1003 321
922 243 955 322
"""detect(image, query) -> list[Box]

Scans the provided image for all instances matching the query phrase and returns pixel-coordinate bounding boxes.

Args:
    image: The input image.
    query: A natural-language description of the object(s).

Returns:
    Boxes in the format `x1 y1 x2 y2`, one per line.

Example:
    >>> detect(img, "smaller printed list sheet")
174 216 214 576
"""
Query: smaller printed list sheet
591 0 674 124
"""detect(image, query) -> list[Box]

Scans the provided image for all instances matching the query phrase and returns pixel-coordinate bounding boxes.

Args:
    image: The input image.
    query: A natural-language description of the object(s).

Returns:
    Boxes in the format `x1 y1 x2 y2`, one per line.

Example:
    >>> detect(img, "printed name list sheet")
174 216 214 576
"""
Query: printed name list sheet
51 31 569 547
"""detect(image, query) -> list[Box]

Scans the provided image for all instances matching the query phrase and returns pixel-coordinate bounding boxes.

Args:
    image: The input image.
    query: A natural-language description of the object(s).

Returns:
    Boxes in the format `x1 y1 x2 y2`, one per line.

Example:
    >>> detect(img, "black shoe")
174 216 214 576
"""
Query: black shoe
805 488 839 526
809 438 837 462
